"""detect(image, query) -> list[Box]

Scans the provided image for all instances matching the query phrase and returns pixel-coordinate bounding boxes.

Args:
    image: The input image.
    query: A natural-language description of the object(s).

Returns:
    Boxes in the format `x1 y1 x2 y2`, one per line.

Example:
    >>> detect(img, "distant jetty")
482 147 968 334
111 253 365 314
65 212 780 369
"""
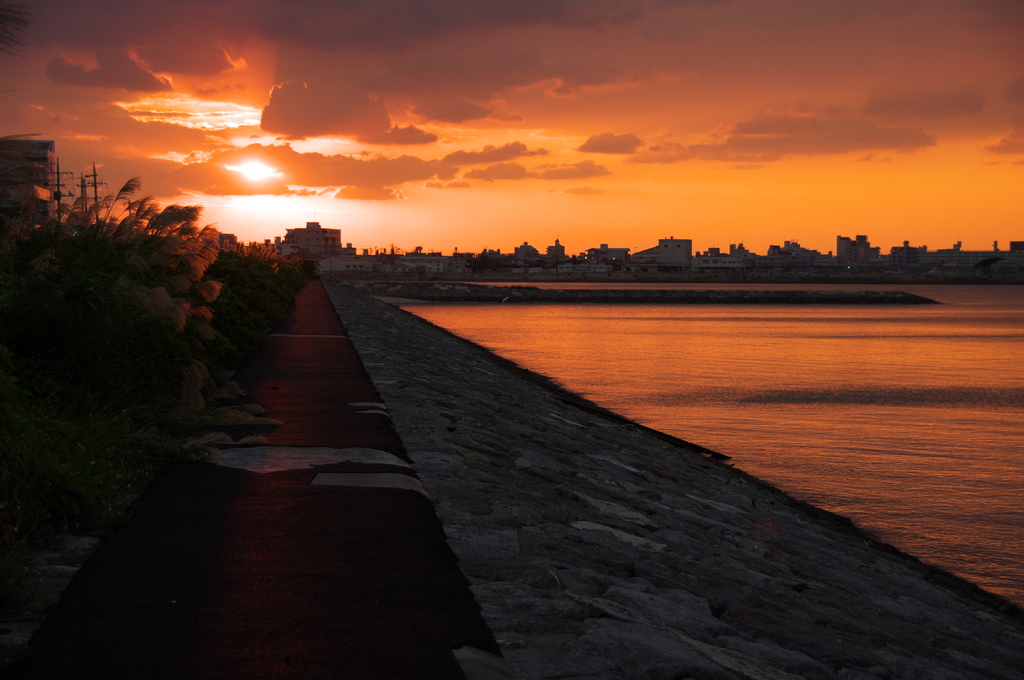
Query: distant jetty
350 281 939 304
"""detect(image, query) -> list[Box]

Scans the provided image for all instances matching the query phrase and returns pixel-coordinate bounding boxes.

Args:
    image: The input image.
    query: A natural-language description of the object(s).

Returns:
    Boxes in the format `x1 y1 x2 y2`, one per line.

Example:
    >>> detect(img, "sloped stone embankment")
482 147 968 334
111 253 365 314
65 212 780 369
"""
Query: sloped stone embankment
325 282 1022 680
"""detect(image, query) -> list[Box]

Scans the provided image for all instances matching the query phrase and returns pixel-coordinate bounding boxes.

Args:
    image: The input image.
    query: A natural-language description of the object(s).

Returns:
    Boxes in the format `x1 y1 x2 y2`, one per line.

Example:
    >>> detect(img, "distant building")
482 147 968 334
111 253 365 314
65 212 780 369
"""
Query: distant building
585 243 630 263
888 241 924 271
836 235 880 267
545 239 567 262
0 139 58 224
656 237 693 267
514 241 540 263
274 222 352 258
693 247 746 272
918 241 1024 269
217 233 238 249
319 256 375 274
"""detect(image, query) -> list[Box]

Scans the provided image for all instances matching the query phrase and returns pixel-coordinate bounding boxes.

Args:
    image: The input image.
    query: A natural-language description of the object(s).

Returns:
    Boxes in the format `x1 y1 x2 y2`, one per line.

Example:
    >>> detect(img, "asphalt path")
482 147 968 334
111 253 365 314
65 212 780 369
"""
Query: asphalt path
5 282 502 679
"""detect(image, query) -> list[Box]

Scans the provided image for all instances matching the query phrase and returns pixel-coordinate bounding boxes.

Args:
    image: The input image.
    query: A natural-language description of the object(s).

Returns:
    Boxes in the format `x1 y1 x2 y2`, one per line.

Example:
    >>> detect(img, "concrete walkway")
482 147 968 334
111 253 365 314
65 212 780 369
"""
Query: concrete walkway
5 282 509 679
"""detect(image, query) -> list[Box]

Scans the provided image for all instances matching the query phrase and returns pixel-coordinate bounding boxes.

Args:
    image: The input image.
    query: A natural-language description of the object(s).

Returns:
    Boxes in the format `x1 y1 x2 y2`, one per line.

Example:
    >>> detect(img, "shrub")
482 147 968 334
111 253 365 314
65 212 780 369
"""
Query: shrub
0 180 308 604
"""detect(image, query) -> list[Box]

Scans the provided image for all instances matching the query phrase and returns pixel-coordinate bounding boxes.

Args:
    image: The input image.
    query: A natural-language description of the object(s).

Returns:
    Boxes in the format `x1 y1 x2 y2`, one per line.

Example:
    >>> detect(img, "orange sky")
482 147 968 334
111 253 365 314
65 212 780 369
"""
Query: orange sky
5 0 1023 255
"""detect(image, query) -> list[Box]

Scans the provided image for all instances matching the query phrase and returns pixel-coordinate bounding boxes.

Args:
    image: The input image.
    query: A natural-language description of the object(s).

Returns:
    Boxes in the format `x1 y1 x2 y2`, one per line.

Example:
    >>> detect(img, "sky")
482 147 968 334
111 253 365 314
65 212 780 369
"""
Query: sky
4 0 1023 255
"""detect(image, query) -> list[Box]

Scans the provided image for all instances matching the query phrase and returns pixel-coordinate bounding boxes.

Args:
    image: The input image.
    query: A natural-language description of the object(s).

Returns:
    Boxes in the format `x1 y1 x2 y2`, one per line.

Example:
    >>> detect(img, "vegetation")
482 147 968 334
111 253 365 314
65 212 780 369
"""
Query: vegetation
0 180 307 604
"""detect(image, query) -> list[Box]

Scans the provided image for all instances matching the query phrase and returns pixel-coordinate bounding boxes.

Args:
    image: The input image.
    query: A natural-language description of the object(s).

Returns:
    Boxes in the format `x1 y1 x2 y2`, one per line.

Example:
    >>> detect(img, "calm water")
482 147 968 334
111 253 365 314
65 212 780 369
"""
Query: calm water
406 285 1024 605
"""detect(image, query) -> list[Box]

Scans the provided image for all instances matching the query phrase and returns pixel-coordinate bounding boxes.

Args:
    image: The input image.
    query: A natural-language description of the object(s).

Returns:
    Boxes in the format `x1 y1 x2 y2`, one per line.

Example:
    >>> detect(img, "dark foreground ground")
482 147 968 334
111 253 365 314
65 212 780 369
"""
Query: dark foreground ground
3 282 504 680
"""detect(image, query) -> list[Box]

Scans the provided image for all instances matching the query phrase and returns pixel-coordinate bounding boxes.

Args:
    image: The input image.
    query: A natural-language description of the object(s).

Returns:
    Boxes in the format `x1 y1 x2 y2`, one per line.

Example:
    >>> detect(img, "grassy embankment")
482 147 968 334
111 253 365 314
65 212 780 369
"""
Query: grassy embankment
0 180 307 604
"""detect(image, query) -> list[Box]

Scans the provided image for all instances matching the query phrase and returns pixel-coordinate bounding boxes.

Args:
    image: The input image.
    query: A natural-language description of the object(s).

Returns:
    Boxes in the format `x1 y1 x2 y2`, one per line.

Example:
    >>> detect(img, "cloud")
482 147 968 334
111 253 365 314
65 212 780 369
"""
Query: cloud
442 142 548 165
413 99 493 123
1006 77 1024 104
335 186 403 201
464 162 535 182
260 81 435 144
246 0 645 52
425 180 471 189
463 159 611 181
863 84 986 118
578 132 643 153
565 186 604 195
160 143 457 199
536 159 612 179
364 48 548 100
136 43 233 76
630 110 935 163
855 154 892 163
984 126 1024 154
365 124 438 145
364 46 636 110
46 50 172 91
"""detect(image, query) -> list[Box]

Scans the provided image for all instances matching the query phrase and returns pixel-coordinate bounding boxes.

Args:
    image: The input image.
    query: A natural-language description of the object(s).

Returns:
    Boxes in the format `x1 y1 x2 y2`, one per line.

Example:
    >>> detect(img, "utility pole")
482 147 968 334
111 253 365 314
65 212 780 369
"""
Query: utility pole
85 163 103 205
50 158 75 218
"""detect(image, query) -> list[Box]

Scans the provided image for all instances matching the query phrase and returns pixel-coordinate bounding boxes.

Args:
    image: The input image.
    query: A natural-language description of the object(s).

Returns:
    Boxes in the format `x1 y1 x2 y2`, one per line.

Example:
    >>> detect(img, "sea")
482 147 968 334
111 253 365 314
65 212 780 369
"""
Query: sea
404 283 1024 606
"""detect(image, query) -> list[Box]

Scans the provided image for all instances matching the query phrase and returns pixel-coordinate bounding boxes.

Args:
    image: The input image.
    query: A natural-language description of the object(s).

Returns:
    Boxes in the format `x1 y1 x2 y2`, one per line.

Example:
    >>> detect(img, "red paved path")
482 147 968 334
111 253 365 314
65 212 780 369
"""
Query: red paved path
6 282 499 679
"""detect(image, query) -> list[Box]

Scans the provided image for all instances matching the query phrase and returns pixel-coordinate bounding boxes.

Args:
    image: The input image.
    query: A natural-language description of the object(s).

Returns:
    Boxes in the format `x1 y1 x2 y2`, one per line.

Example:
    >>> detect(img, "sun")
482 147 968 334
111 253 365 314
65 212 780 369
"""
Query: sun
226 161 281 181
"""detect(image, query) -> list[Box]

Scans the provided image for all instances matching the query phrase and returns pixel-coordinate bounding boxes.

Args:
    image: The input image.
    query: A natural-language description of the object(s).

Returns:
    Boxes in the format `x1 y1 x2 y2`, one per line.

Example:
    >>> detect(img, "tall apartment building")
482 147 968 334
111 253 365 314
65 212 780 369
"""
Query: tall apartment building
0 139 58 224
836 235 879 266
274 221 350 257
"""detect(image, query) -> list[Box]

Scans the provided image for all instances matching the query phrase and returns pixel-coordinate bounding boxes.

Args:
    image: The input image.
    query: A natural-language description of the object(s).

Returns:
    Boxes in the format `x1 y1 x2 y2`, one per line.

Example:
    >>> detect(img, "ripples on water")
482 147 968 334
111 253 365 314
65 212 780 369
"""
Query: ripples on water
407 284 1024 605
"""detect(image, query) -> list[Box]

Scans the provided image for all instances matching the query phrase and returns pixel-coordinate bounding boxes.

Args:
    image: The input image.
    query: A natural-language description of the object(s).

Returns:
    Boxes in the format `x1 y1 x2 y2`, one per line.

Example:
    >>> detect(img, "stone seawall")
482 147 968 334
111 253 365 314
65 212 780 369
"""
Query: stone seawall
325 282 1022 680
344 281 938 304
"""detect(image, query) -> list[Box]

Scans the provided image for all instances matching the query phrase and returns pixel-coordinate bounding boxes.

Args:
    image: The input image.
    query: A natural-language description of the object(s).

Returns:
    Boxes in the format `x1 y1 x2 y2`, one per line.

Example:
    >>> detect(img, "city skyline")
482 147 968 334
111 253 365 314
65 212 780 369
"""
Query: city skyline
5 1 1023 254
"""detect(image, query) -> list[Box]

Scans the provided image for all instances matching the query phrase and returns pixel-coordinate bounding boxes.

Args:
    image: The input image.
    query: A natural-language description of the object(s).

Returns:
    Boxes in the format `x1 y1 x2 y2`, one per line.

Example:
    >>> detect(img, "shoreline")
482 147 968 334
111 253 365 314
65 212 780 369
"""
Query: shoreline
343 281 939 304
326 281 1024 680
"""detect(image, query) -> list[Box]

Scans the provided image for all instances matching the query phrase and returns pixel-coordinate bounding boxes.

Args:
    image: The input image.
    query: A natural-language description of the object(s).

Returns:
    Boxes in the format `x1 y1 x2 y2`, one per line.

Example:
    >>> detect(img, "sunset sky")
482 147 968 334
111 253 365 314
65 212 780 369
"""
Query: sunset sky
5 0 1023 255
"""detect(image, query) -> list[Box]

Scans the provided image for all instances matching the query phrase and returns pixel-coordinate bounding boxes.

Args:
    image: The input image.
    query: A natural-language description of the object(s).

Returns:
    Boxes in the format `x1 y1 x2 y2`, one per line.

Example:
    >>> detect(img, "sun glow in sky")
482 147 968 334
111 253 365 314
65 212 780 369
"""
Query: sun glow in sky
226 161 281 181
9 1 1024 254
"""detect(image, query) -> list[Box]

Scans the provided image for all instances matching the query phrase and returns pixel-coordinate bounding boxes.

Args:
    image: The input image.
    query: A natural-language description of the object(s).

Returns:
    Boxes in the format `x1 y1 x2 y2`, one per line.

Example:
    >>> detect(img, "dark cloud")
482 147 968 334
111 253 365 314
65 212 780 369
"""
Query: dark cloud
630 111 935 163
463 159 610 181
136 43 233 76
364 48 548 100
364 46 633 108
1005 77 1024 104
464 162 535 181
365 124 439 145
536 159 611 179
984 126 1024 154
545 62 629 96
261 82 427 144
246 0 645 52
863 84 986 118
46 50 172 91
660 0 732 5
413 99 493 123
443 142 548 165
579 132 643 153
32 0 644 54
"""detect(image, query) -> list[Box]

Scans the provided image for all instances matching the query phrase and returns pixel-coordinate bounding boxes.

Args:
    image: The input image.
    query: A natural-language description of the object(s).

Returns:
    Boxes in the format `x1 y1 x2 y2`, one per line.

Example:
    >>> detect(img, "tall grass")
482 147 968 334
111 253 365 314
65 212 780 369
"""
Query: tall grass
0 180 307 602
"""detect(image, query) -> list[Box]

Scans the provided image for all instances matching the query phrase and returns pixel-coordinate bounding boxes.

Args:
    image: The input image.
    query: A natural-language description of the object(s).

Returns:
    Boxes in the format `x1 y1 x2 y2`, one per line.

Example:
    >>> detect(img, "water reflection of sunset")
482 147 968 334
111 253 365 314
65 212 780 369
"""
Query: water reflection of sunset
408 285 1024 604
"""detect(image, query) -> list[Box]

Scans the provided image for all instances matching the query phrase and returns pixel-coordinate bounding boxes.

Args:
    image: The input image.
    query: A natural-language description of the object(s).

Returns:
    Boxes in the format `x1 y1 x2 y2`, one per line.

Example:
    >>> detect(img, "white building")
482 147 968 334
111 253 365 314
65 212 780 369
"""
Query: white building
275 222 352 258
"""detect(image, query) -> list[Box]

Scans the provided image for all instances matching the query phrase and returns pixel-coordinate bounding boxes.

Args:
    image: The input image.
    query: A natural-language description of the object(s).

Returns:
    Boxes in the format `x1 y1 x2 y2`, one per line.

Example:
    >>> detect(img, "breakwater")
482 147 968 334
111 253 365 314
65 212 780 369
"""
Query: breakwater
325 282 1022 680
347 281 938 304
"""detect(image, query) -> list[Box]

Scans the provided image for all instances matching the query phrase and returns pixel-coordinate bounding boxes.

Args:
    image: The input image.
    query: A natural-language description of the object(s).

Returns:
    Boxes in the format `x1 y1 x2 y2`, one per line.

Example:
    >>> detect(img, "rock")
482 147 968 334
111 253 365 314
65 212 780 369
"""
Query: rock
324 283 1024 680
